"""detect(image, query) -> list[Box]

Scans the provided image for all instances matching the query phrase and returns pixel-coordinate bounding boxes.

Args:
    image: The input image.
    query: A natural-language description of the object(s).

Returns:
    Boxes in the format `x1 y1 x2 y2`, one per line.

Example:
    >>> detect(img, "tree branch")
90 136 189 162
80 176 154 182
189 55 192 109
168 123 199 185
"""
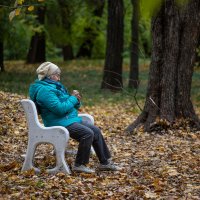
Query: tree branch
0 4 41 9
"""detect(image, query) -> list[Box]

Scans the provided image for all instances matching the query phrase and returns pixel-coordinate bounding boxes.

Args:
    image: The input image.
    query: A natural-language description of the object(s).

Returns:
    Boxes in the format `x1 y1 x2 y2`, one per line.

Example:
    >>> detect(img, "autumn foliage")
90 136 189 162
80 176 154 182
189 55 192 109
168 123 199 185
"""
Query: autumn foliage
0 91 199 199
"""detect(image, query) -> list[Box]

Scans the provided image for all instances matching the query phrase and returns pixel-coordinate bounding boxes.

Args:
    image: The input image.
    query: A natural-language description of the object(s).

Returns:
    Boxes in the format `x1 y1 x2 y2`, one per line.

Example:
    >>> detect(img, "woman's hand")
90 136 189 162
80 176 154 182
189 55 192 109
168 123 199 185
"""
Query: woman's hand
72 90 82 101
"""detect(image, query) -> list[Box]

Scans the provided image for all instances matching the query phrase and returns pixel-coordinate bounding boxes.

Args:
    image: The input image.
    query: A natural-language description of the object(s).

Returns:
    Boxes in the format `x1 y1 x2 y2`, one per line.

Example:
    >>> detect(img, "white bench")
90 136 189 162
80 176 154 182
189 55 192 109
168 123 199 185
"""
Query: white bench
21 99 95 174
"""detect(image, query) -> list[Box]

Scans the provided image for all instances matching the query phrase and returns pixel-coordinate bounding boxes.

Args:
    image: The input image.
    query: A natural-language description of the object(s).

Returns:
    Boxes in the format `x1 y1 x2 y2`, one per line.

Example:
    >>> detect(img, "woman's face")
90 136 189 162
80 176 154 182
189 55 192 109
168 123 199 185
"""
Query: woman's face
50 73 61 82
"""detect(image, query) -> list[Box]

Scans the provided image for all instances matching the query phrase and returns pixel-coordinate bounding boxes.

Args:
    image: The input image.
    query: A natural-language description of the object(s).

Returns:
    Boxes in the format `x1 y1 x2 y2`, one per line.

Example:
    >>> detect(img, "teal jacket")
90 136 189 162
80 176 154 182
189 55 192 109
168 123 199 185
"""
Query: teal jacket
29 78 82 127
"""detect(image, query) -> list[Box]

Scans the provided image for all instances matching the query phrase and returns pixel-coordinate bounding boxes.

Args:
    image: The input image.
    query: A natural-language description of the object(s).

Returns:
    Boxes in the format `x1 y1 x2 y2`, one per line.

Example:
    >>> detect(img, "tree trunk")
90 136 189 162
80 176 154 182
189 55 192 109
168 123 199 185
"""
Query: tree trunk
129 0 140 89
126 0 200 133
76 0 105 58
195 37 200 66
76 28 94 58
57 0 74 61
62 45 74 60
26 7 46 64
101 0 124 91
0 41 4 72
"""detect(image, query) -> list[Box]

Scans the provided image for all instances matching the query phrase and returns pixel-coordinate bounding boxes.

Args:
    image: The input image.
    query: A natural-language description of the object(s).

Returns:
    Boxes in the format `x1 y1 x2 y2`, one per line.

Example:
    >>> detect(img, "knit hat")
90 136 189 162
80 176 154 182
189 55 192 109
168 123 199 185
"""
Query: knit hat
36 62 61 80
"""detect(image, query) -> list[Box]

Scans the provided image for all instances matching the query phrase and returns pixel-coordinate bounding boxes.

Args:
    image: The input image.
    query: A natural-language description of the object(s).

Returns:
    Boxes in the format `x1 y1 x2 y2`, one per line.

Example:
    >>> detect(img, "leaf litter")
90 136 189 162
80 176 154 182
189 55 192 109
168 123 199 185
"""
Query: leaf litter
0 91 199 199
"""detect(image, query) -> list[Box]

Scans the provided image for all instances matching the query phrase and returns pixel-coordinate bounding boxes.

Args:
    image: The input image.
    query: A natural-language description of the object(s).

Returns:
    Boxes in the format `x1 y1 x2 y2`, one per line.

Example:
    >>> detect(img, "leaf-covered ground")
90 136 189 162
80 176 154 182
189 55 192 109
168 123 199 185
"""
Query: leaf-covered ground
0 91 199 199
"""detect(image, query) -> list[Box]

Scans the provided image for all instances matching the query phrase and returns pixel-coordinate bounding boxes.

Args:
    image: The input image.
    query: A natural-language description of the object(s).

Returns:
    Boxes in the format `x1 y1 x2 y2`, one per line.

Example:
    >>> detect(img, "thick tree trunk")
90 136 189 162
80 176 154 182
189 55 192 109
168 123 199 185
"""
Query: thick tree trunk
0 41 4 72
101 0 124 91
26 7 46 64
126 0 200 133
129 0 139 89
76 0 105 58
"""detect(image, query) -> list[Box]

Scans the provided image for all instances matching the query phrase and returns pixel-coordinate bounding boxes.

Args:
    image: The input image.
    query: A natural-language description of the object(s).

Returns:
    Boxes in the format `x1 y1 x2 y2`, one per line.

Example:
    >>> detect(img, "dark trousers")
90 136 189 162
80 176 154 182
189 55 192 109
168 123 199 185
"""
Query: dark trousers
66 122 111 166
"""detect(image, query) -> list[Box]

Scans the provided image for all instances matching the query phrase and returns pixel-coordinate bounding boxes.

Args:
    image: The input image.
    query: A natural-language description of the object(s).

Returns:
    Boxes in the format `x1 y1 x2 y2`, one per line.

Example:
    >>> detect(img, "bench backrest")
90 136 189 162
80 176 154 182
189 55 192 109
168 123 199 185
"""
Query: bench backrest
21 99 43 131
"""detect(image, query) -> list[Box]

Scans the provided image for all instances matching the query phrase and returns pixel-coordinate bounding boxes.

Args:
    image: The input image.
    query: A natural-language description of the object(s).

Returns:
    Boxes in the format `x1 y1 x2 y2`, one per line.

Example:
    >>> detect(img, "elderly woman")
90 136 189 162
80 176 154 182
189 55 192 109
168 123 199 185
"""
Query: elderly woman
29 62 119 173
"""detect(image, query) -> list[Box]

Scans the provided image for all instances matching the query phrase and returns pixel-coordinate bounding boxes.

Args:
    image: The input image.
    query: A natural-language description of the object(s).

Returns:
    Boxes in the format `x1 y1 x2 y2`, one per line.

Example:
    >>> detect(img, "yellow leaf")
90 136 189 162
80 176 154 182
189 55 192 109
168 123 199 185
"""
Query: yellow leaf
15 8 21 16
65 179 73 184
28 6 34 12
38 0 45 2
17 0 24 5
152 178 163 192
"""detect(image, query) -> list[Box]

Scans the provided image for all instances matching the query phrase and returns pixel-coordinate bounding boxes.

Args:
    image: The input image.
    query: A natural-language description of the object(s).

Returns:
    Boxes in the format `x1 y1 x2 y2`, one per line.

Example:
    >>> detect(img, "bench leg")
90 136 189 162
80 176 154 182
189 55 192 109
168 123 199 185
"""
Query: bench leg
47 144 71 174
22 142 40 173
22 142 70 174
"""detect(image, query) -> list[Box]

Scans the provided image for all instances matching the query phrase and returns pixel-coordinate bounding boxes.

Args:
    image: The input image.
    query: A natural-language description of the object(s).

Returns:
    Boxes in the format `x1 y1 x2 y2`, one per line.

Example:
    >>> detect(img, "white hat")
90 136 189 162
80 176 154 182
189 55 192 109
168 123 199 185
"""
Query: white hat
36 62 61 80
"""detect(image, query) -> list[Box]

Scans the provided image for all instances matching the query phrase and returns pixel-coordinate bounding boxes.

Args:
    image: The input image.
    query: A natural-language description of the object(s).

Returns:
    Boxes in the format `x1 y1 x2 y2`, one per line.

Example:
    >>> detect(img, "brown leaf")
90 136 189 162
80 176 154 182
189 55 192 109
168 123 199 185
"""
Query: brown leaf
0 161 18 172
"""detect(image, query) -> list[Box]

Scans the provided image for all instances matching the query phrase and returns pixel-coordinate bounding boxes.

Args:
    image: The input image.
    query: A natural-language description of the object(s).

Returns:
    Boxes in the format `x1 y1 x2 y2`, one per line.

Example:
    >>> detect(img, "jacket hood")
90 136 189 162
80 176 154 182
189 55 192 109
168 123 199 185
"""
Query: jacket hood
29 79 54 101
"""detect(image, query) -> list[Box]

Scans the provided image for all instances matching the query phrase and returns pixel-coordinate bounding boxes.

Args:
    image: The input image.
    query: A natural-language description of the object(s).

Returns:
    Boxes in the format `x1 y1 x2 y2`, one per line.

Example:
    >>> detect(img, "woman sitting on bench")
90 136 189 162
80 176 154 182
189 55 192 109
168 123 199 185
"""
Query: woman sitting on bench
29 62 120 173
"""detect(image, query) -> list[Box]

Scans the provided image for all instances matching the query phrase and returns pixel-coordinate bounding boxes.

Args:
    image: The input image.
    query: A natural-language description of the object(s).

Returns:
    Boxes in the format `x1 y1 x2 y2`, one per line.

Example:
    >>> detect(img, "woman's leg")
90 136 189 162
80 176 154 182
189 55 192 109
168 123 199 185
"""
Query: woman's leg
66 123 94 166
81 122 111 164
81 122 120 171
67 122 119 172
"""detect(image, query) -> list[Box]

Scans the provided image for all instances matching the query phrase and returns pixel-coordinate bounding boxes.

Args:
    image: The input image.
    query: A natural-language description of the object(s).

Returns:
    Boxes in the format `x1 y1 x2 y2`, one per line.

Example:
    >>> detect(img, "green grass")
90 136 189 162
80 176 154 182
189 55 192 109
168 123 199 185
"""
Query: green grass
0 60 200 110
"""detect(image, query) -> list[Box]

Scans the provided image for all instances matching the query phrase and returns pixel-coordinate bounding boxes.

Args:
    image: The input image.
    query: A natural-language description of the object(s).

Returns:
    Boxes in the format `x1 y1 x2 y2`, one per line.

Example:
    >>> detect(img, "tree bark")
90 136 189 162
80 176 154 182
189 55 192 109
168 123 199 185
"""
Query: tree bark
0 41 4 72
26 7 46 64
101 0 124 91
126 0 200 133
62 45 74 60
195 37 200 66
129 0 140 89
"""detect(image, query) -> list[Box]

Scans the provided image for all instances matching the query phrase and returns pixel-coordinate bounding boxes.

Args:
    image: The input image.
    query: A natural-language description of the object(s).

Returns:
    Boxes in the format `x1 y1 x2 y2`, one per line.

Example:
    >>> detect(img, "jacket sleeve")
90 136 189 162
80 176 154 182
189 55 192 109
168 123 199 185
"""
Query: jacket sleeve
75 101 82 109
37 87 79 116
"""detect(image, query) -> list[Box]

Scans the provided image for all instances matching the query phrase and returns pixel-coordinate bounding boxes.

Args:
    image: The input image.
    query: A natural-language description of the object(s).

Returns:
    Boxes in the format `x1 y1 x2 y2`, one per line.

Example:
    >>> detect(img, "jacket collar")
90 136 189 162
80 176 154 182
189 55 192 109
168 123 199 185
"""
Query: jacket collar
43 78 68 94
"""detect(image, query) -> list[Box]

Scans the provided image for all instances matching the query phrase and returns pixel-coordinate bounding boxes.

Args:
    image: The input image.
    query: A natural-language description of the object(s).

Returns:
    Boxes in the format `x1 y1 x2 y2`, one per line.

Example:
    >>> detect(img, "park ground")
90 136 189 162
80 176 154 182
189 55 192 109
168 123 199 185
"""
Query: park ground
0 61 199 199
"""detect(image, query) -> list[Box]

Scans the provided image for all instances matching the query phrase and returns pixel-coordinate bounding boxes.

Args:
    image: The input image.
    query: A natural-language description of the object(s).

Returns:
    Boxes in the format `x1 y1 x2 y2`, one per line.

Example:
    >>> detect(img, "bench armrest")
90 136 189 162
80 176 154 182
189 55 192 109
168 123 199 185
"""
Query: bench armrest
78 114 94 125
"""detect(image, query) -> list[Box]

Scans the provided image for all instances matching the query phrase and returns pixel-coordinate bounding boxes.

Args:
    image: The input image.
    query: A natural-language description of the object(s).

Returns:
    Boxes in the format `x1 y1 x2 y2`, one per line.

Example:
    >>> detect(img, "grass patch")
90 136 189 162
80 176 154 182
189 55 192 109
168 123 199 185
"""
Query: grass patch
0 60 200 111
